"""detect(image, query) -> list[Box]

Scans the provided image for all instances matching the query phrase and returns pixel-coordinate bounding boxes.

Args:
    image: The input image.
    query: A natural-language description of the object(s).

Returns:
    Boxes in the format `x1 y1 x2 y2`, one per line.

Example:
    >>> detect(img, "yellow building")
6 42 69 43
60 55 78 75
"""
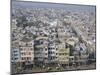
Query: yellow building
58 43 70 65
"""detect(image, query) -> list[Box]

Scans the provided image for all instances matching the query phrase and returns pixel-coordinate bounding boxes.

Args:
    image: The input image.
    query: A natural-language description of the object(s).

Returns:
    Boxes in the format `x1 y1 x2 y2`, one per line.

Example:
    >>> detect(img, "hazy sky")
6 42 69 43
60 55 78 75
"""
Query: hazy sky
12 0 96 13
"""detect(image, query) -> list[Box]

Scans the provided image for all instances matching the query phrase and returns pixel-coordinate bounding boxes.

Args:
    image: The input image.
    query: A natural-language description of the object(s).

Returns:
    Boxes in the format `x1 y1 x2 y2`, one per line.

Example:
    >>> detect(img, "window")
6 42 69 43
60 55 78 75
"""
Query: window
22 57 26 60
72 58 74 60
20 48 23 51
67 57 69 59
21 57 24 60
56 48 58 50
27 57 29 60
14 51 17 53
15 58 18 60
26 43 28 46
14 54 18 56
28 57 31 60
49 51 55 54
59 53 61 55
45 53 47 55
40 41 43 44
29 52 31 55
45 48 47 51
48 47 50 50
30 43 32 46
21 53 24 55
44 58 47 60
30 48 33 50
50 57 55 60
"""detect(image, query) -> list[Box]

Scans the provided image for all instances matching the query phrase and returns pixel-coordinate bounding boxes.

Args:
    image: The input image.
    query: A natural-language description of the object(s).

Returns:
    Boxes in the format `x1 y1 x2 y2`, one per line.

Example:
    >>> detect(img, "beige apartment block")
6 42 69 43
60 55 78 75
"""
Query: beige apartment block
19 37 34 64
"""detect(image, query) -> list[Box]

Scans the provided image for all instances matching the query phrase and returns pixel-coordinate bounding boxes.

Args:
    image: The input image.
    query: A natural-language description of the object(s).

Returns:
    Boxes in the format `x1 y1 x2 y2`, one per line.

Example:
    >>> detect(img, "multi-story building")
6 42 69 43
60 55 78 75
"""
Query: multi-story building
11 40 20 63
11 48 20 63
19 37 34 65
48 26 58 66
34 36 48 66
57 42 70 66
48 41 58 65
11 19 17 31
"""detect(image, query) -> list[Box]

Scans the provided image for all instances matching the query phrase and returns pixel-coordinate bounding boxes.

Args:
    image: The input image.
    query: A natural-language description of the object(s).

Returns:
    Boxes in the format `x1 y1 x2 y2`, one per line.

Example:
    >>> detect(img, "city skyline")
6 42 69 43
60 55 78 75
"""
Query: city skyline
11 0 96 74
12 1 96 13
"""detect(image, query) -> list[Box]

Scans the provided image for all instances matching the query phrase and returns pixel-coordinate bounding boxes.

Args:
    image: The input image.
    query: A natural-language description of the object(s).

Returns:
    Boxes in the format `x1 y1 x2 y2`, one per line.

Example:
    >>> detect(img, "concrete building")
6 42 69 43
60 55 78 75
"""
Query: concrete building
11 19 17 31
34 36 48 66
19 37 34 65
11 48 20 63
48 27 58 65
48 41 58 65
11 40 20 63
58 42 70 66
